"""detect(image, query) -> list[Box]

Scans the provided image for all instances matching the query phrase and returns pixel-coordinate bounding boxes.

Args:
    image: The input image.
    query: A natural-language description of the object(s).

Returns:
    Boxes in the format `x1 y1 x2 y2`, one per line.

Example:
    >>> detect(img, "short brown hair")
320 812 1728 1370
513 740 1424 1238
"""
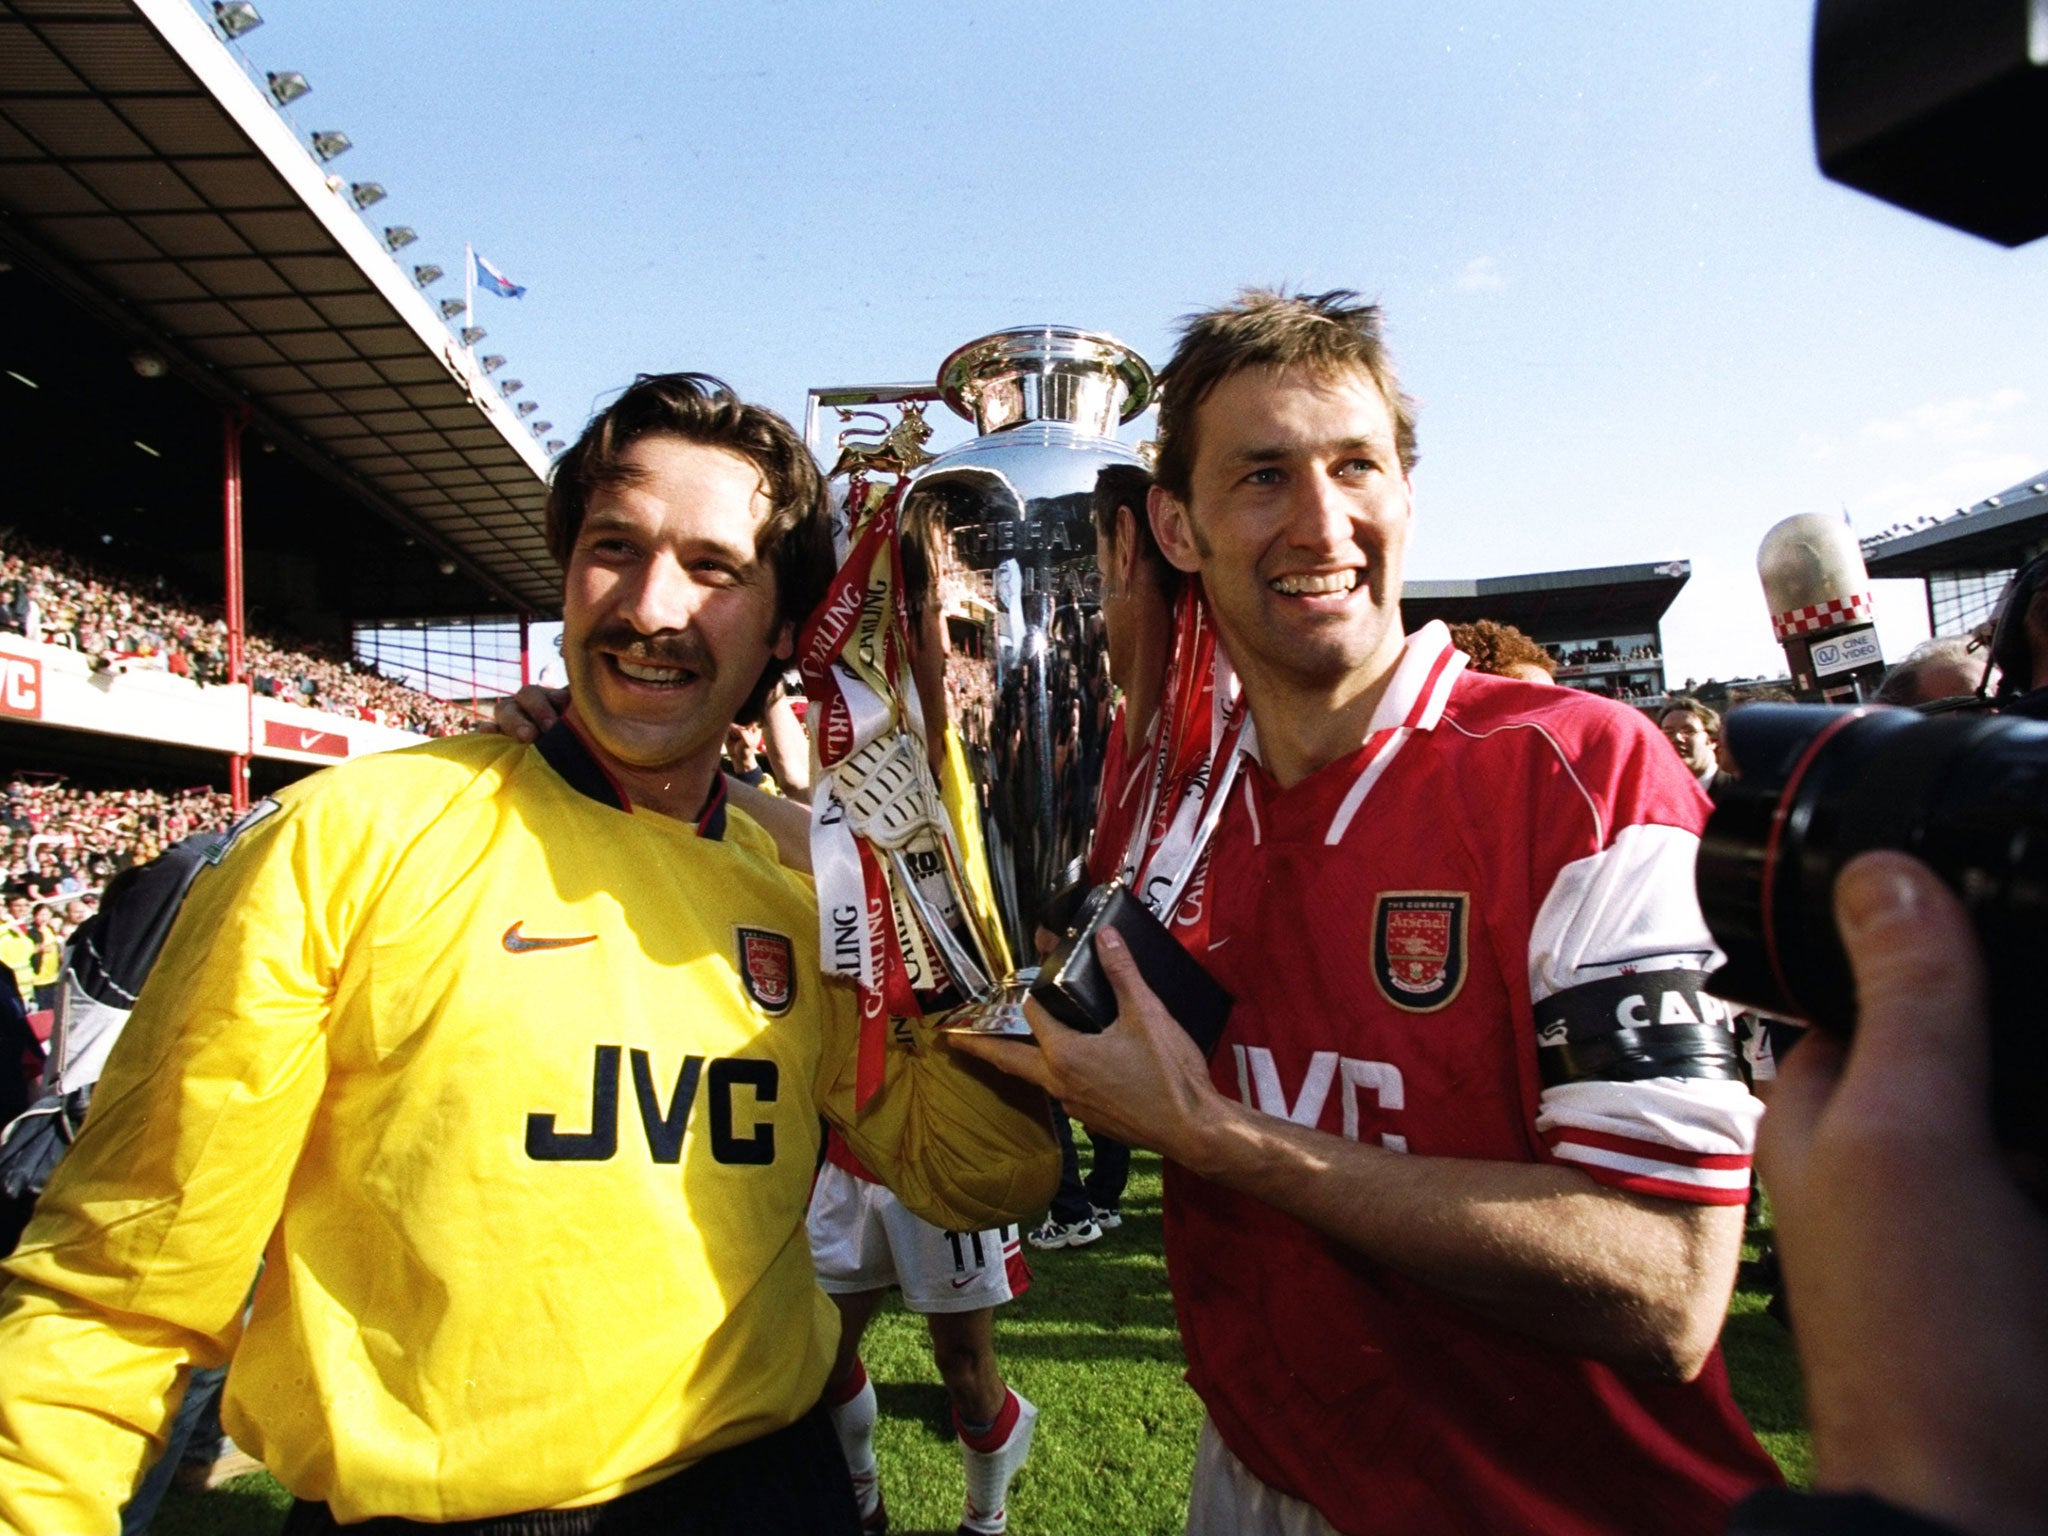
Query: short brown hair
1448 620 1555 679
1151 288 1419 502
547 372 833 721
1659 696 1721 737
1725 684 1797 708
1090 462 1181 600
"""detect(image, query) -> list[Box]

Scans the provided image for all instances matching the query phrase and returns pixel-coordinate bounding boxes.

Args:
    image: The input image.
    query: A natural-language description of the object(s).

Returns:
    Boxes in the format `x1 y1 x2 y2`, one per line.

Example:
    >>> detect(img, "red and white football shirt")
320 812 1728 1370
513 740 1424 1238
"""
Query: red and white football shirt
1086 703 1154 886
1164 623 1777 1536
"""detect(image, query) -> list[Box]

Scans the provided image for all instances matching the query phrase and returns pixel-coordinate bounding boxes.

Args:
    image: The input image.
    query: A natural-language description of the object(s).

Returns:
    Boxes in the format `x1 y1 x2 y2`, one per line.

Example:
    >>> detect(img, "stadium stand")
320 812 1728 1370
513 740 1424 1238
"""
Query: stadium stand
1402 561 1687 707
3 777 234 896
0 0 560 865
1 534 477 737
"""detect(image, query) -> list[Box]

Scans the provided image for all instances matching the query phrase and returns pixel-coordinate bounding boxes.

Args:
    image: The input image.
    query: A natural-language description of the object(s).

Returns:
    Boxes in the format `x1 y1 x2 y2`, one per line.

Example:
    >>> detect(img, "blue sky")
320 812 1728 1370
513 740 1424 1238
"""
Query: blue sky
214 0 2048 684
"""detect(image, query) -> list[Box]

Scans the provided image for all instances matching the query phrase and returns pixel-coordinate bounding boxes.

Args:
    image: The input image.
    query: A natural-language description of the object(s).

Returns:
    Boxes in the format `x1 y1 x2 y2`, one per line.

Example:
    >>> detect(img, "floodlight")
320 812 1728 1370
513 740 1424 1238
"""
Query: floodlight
480 355 507 374
545 439 565 454
383 226 416 251
310 131 351 161
440 299 467 319
459 327 486 345
500 379 523 396
129 351 167 379
267 71 309 106
412 264 443 287
532 422 553 434
349 182 385 209
214 2 262 38
516 401 538 417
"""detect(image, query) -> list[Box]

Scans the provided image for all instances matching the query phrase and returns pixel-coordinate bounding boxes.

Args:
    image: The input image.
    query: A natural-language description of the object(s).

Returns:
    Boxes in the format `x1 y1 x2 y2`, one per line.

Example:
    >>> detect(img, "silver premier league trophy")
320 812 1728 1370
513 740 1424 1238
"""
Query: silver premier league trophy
798 326 1159 1074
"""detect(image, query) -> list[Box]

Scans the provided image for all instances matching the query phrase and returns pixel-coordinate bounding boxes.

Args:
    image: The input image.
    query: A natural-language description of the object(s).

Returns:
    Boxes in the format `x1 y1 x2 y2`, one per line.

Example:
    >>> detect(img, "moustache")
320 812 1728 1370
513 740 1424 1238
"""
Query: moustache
586 624 716 679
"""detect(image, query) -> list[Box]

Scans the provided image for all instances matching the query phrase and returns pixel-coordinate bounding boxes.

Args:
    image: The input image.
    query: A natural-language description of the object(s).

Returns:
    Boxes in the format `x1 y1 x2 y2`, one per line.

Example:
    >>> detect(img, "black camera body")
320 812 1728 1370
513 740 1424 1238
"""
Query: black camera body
1814 0 2048 247
1698 703 2048 1160
1030 879 1232 1058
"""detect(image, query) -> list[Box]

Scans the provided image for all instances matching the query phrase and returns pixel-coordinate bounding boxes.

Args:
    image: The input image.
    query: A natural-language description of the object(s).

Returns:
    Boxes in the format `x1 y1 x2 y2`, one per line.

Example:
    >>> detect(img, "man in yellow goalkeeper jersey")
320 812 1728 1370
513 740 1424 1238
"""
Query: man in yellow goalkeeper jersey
0 373 1057 1536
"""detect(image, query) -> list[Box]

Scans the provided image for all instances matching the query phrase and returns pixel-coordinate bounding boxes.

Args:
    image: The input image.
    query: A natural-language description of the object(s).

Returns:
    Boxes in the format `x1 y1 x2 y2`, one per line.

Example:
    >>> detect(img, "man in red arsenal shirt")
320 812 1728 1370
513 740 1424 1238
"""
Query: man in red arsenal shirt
1033 463 1183 1248
957 290 1780 1535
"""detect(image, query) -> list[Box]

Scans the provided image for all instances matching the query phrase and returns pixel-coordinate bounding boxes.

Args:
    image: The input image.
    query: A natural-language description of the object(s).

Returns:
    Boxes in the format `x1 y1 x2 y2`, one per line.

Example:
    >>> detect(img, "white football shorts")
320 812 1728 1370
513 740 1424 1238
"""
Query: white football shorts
807 1160 1026 1314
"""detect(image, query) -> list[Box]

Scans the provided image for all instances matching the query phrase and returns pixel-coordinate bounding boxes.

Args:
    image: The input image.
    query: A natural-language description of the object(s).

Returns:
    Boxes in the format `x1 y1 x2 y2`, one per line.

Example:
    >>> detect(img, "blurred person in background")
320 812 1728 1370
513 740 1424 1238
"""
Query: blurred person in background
0 899 34 1010
1874 637 1988 708
1661 696 1725 790
1030 462 1173 1250
24 907 60 1015
808 1127 1038 1536
1448 619 1557 684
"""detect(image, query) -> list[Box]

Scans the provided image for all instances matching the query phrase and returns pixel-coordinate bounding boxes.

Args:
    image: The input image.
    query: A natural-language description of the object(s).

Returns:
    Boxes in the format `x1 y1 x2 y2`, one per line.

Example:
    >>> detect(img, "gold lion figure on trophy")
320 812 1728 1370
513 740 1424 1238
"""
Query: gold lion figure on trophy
830 402 935 481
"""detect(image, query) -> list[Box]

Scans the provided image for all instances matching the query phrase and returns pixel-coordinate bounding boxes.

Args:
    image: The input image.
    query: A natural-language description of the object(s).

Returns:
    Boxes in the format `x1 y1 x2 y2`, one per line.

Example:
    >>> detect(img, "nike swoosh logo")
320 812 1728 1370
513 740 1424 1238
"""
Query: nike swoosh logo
951 1276 978 1288
502 922 597 954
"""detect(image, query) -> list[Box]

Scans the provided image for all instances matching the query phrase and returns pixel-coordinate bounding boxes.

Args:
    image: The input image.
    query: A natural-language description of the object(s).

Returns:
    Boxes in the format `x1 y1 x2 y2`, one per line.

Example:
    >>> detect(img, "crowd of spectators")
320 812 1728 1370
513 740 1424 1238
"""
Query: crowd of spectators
3 777 233 894
1548 639 1662 669
0 777 237 1008
0 535 479 737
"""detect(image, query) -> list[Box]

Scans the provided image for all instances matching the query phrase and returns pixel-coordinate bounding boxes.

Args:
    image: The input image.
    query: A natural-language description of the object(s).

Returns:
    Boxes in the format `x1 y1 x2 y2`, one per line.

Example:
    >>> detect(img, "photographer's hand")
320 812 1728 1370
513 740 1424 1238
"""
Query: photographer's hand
1761 851 2048 1535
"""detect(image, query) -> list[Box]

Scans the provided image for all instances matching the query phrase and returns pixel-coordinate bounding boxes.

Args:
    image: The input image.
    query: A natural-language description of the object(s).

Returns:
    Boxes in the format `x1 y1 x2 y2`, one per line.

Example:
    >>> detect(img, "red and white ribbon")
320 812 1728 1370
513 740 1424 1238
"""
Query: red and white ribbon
800 472 1001 1102
1116 582 1253 956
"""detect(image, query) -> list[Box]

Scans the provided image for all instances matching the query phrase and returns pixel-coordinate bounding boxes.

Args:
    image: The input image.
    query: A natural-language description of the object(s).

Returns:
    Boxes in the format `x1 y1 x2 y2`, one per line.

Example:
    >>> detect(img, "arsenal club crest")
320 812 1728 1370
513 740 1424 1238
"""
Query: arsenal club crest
1371 892 1469 1013
737 927 795 1015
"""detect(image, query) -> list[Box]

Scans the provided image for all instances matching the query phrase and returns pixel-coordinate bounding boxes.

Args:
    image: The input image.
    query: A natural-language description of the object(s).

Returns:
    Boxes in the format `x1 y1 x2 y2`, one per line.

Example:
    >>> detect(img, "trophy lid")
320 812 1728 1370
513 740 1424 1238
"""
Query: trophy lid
938 326 1155 437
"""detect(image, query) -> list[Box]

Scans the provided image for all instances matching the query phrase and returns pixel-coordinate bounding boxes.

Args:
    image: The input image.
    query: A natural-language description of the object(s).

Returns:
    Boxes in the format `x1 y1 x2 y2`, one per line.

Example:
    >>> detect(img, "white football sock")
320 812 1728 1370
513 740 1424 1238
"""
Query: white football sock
827 1365 882 1518
957 1388 1037 1535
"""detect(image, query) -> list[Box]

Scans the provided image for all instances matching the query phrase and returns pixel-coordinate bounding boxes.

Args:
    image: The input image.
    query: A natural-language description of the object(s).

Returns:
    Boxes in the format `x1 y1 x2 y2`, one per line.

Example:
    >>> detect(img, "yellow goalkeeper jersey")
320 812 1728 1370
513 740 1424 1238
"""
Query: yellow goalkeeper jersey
0 723 1056 1531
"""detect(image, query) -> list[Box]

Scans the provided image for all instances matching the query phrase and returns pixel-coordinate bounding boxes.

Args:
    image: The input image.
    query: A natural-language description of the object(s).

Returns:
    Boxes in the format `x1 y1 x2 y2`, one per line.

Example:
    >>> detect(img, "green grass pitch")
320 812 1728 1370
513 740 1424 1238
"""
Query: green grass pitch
152 1144 1808 1536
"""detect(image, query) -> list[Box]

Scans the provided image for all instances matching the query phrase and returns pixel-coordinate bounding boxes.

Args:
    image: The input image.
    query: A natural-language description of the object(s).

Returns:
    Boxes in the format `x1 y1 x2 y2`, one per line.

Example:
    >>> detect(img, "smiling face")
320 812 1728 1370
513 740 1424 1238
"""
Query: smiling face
561 435 791 785
1152 364 1412 712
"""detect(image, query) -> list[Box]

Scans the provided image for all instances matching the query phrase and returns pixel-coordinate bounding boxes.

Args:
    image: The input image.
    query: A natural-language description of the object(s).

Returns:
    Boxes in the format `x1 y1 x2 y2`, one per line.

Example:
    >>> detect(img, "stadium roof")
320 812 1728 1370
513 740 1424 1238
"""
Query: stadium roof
1401 559 1691 639
0 0 558 616
1860 470 2048 578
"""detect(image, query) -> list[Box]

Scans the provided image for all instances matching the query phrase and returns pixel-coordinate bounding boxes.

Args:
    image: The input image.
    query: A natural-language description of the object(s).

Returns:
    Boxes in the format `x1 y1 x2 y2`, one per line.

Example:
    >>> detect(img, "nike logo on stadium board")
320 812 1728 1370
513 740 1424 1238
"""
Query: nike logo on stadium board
502 922 597 954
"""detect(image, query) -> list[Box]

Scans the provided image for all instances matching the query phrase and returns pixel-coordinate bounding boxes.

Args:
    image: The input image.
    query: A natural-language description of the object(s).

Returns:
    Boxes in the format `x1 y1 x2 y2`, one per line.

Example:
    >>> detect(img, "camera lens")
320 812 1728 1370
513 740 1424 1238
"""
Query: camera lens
1698 703 2048 1156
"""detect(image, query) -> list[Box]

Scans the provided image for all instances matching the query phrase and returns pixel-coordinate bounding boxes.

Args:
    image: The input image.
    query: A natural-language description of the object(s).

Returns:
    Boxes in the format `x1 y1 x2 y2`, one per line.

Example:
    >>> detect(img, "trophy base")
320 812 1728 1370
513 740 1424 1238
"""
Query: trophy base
933 973 1039 1041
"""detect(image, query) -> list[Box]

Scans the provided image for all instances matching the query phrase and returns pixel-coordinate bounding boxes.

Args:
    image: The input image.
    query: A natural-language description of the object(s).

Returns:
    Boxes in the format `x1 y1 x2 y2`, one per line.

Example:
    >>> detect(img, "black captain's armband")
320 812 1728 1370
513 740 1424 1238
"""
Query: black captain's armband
1535 970 1744 1089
